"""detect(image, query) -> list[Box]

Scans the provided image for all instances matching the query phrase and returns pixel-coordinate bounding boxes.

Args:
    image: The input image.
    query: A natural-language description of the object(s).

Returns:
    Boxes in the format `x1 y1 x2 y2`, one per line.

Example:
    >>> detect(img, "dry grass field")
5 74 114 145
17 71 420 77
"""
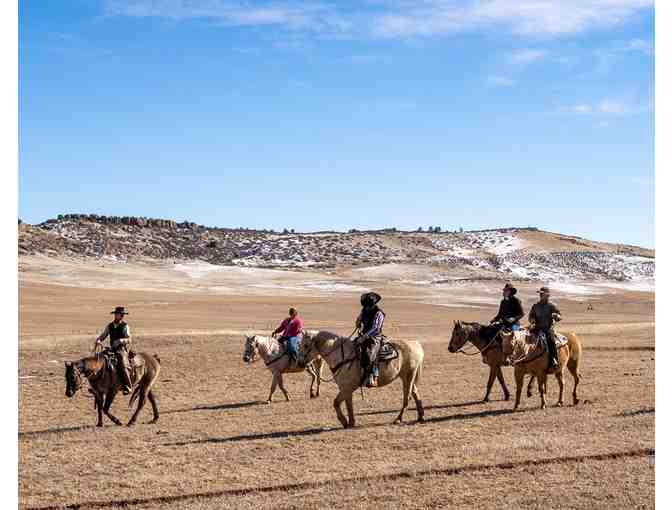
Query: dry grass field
19 259 654 509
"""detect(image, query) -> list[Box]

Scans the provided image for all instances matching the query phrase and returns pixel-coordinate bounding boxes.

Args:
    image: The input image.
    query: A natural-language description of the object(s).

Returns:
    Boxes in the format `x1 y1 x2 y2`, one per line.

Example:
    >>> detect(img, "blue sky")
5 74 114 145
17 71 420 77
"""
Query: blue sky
19 1 654 247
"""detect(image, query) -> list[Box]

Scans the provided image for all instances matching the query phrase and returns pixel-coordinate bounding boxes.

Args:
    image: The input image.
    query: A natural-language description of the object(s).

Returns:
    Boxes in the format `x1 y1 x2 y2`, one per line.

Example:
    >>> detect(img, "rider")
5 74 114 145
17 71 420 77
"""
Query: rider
355 292 385 388
528 287 562 371
95 306 133 395
490 282 524 332
272 307 304 365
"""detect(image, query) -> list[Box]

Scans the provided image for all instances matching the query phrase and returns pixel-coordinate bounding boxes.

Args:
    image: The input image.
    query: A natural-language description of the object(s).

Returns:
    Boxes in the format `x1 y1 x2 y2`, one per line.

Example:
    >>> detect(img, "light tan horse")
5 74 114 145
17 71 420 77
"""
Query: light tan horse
502 330 583 409
448 321 511 402
65 350 161 427
243 334 324 403
300 331 425 428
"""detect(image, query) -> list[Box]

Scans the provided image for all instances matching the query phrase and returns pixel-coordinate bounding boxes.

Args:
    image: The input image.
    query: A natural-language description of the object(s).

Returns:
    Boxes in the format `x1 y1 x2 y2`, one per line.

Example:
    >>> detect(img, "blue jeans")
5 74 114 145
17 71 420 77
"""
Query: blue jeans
284 336 300 360
511 324 521 331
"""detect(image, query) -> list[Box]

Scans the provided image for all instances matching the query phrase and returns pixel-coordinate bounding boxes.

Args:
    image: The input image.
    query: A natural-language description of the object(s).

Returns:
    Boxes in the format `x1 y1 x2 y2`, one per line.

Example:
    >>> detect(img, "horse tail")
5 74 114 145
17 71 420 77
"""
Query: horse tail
566 332 582 377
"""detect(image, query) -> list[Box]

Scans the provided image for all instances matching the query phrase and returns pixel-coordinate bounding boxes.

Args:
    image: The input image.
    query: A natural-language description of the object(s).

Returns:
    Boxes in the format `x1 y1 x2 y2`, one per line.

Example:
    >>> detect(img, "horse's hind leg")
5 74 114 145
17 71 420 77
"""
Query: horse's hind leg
103 391 123 426
147 390 159 424
537 374 547 409
483 366 496 402
568 359 581 405
514 369 524 410
496 367 510 401
127 389 148 426
394 371 413 424
411 378 424 423
526 375 535 398
277 374 290 402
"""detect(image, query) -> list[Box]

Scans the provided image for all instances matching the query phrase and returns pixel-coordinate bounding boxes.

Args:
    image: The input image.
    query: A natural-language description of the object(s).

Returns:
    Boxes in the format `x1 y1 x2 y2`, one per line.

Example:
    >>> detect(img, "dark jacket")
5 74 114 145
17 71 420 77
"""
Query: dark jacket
493 297 524 325
529 302 561 331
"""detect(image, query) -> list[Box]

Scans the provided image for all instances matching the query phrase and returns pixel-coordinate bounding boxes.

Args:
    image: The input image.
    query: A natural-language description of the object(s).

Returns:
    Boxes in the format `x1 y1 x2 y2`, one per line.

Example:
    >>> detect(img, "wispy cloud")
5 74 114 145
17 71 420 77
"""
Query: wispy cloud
559 96 651 116
104 0 653 39
486 75 516 87
510 48 547 65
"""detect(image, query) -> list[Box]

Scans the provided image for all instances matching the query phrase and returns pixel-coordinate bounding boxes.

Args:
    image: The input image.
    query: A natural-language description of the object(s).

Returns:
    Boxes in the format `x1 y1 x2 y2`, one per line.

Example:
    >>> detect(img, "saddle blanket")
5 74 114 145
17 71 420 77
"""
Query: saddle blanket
515 330 567 348
378 341 399 362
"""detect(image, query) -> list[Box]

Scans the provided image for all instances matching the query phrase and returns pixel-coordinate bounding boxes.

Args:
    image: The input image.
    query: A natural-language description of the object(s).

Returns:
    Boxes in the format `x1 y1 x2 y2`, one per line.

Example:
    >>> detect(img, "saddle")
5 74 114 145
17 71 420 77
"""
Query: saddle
99 348 144 375
377 339 399 363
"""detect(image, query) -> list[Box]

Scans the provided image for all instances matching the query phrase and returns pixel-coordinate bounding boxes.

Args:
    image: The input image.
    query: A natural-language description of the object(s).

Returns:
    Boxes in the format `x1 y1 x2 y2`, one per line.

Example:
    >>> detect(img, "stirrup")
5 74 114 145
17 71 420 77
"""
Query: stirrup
365 375 378 388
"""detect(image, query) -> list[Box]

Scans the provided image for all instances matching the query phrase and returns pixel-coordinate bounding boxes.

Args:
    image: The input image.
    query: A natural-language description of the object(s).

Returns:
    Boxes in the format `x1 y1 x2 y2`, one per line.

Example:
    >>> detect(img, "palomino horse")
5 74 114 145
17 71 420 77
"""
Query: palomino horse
243 335 325 403
502 329 583 409
64 351 161 427
300 331 424 428
448 321 511 402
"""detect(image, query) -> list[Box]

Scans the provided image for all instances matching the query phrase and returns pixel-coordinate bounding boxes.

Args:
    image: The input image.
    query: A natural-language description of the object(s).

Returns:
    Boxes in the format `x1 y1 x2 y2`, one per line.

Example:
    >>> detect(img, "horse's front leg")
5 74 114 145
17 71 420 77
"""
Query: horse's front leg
333 390 348 428
103 390 123 426
277 374 290 402
538 374 547 409
95 394 104 427
267 373 279 404
527 375 535 398
513 369 524 410
496 367 510 401
484 366 497 402
345 395 355 428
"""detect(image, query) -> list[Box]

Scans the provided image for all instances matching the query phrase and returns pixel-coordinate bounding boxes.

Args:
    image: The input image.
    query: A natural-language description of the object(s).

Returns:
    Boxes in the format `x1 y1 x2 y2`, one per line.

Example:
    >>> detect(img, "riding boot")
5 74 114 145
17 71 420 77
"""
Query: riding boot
546 330 559 373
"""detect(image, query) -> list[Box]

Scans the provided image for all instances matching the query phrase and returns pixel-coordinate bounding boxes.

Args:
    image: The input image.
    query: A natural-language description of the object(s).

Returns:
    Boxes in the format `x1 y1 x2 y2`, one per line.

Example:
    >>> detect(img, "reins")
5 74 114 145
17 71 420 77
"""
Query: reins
457 329 501 356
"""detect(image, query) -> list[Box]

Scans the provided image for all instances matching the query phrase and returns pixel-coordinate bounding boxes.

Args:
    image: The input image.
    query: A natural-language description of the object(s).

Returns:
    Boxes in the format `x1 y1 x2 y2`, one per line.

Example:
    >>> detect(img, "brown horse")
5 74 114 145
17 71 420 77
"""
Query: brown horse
64 351 161 427
502 330 583 409
448 321 511 402
300 331 424 428
243 334 325 403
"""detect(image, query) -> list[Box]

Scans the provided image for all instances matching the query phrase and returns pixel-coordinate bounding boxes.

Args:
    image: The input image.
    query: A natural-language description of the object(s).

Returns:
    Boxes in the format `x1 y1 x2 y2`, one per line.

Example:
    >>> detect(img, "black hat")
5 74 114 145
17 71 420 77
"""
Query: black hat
110 306 129 315
537 287 551 295
503 282 518 295
360 292 382 307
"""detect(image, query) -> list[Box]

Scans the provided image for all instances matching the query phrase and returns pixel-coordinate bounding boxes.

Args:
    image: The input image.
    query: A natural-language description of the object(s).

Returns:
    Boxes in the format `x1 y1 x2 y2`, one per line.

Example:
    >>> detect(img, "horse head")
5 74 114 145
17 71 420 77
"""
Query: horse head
243 335 258 363
448 320 471 353
299 331 318 361
64 361 83 398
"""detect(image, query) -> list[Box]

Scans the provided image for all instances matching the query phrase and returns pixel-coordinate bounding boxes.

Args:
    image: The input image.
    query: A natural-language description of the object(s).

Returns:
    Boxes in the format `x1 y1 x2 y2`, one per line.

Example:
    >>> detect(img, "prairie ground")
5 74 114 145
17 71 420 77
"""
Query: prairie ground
19 260 654 509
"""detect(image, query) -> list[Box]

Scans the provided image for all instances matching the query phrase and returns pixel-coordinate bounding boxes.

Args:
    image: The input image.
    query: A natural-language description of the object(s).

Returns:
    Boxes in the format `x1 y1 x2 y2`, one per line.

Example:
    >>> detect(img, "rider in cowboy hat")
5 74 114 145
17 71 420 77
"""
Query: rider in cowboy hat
95 306 133 394
528 287 562 371
490 282 524 332
355 292 386 388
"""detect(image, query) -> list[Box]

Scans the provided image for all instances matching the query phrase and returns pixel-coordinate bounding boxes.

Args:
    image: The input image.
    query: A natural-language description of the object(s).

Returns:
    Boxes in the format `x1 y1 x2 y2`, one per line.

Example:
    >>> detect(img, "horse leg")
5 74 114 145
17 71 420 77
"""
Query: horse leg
555 367 565 407
147 390 159 423
267 373 279 404
496 367 510 401
315 359 322 398
411 377 424 423
333 390 348 429
483 366 496 402
345 395 356 428
538 374 547 409
527 375 535 398
568 358 581 405
127 388 148 426
514 369 524 410
394 372 412 424
277 374 290 402
95 394 104 427
308 365 317 399
103 390 122 426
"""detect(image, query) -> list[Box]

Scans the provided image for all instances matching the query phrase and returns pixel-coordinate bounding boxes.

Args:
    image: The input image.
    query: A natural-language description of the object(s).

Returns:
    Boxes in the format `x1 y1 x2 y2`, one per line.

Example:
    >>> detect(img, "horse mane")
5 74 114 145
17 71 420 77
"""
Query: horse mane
461 321 499 342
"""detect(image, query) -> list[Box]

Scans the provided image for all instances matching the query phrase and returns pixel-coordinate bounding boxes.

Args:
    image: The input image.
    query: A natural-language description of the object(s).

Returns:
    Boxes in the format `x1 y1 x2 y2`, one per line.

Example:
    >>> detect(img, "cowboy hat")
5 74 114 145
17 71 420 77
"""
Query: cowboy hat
536 287 551 295
502 282 518 295
110 306 129 315
360 292 382 307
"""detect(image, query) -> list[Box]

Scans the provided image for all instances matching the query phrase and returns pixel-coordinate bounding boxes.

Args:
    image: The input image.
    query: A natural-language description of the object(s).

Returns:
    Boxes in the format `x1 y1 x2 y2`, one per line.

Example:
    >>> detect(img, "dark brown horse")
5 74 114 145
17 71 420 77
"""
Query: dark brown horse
65 351 161 427
448 321 511 402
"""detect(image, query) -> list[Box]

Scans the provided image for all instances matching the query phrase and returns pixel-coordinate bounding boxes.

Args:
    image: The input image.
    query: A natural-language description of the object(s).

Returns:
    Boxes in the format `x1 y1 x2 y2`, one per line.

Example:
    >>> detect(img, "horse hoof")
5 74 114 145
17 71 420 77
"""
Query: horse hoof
96 423 103 428
149 418 159 424
126 421 136 427
483 398 490 403
556 402 564 407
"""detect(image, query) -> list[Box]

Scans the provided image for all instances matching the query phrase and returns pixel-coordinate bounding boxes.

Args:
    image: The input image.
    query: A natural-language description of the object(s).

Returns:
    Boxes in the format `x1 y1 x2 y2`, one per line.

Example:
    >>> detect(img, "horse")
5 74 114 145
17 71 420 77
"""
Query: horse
64 350 161 427
448 320 511 402
502 328 583 409
242 334 325 403
300 331 425 428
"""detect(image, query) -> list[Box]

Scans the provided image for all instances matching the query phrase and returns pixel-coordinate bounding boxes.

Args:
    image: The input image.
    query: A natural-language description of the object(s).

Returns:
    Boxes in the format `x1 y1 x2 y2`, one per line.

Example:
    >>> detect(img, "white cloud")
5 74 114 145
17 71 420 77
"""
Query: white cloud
486 75 516 87
559 95 651 116
510 48 547 65
104 0 653 39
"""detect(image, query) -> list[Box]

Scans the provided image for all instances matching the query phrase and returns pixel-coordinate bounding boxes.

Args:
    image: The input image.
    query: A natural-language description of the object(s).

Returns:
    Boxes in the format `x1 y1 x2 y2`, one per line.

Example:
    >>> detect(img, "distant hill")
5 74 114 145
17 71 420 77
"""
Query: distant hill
18 214 654 283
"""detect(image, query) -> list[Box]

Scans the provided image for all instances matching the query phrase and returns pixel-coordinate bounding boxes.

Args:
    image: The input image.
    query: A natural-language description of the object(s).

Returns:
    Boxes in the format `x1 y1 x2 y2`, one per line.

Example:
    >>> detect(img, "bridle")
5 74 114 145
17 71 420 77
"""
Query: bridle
451 326 501 356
